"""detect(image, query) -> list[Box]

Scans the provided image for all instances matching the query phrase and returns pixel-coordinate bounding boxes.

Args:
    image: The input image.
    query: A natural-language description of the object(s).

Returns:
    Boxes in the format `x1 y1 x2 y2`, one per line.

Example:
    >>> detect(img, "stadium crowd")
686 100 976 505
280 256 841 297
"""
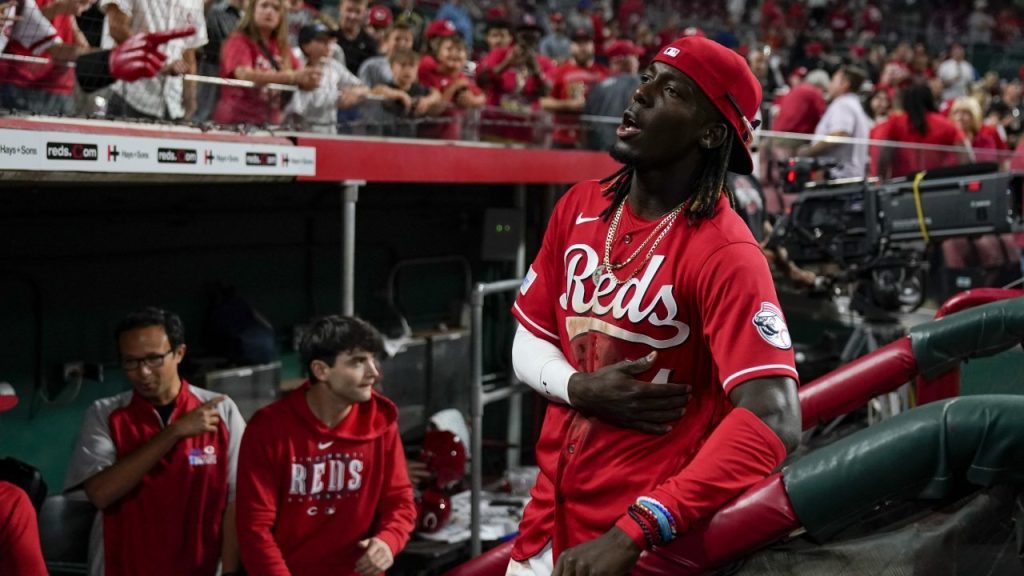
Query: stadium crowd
3 0 1024 161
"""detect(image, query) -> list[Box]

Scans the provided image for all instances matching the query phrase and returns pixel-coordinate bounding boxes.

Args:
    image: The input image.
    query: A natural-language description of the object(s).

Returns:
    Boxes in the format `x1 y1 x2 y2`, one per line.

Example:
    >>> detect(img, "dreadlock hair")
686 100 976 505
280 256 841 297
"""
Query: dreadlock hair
598 136 736 223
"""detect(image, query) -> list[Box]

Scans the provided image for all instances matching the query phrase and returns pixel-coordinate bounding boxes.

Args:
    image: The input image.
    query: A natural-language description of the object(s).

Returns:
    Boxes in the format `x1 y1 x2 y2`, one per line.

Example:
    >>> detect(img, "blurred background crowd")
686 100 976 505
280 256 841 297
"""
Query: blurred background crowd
3 0 1024 165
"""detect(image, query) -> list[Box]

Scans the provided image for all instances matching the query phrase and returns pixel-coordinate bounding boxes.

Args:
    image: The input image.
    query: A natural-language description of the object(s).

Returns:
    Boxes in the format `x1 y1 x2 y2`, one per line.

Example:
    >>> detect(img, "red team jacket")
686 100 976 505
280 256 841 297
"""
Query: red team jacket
511 181 798 560
237 383 416 576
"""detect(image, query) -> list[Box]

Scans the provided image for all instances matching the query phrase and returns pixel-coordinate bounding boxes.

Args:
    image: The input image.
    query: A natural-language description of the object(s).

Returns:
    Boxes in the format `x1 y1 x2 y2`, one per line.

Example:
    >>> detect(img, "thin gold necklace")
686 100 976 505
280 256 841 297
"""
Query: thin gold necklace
594 196 685 286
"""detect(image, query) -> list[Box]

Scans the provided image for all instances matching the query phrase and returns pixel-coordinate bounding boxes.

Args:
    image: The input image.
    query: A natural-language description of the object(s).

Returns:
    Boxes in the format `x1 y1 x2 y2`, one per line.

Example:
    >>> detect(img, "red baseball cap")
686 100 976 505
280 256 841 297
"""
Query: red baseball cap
368 5 392 28
549 12 564 23
652 37 762 174
0 382 17 413
425 19 458 40
606 40 643 59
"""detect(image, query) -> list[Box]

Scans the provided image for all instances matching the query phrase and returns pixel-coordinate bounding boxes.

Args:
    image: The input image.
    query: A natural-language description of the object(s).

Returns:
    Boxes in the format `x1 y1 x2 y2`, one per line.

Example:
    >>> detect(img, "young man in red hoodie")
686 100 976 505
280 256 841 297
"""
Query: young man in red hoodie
237 315 416 576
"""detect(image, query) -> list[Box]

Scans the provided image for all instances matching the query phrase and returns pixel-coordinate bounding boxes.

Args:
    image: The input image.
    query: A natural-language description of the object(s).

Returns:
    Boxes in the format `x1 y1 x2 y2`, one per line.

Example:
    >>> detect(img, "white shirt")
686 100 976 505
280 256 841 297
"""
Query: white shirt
937 58 976 101
100 0 207 118
813 92 872 179
286 49 364 134
1 0 60 55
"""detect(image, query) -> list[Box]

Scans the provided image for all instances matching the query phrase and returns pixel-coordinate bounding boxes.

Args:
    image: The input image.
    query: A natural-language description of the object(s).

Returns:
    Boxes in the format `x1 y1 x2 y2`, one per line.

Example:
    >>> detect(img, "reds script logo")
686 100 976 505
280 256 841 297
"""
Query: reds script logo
559 244 689 348
752 302 792 350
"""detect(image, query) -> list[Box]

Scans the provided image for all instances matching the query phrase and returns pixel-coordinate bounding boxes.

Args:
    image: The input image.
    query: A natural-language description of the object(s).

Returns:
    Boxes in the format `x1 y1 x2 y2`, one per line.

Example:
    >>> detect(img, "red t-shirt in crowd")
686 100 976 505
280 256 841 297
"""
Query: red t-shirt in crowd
510 181 797 562
972 124 1008 164
773 83 827 135
549 59 607 146
0 0 76 94
237 383 416 576
873 111 966 178
0 481 46 576
213 32 300 125
477 46 556 142
418 65 482 139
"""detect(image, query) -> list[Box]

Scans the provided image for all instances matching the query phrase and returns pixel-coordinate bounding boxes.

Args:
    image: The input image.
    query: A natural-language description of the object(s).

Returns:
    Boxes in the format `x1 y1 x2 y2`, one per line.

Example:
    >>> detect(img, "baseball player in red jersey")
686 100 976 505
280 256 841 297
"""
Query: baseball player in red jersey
236 315 416 576
509 36 801 575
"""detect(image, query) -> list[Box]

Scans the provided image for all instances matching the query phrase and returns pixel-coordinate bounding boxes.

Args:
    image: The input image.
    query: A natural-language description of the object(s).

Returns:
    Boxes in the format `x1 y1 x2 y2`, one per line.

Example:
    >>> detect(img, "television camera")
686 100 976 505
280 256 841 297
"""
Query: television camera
769 160 1024 317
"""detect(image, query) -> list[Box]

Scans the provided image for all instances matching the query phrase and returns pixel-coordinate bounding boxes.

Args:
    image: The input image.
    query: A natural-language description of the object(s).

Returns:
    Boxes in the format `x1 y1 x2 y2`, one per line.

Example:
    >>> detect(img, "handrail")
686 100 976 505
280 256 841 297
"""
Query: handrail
469 277 528 557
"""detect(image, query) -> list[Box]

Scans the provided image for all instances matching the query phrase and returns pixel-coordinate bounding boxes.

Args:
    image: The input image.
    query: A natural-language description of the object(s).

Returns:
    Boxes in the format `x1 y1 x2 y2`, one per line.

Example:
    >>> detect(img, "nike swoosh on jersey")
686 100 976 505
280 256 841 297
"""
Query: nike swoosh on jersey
575 214 600 225
317 441 334 450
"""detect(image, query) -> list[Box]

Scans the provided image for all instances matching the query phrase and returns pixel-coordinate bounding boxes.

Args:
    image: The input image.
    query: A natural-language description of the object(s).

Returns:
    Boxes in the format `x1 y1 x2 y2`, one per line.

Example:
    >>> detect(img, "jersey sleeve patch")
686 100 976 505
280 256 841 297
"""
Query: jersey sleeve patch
751 302 792 350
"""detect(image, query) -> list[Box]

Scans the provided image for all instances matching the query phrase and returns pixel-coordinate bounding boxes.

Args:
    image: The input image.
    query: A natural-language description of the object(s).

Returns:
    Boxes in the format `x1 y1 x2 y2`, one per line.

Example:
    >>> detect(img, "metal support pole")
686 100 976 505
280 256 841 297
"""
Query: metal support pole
340 182 363 316
470 285 485 558
470 278 526 558
507 184 527 469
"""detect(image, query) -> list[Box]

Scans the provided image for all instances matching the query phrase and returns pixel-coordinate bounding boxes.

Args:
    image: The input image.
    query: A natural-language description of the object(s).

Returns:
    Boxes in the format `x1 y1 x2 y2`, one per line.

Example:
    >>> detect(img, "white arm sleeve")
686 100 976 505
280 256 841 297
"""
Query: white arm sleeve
512 323 576 405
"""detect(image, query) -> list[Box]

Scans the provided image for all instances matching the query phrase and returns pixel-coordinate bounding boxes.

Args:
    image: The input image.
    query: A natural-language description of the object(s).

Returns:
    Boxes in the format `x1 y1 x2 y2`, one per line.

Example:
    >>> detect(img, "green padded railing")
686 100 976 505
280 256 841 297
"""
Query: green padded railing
784 396 1024 541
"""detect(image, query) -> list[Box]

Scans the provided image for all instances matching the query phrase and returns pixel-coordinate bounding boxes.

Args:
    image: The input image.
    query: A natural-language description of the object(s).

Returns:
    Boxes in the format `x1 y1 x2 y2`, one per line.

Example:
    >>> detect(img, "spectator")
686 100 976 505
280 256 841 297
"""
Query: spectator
773 68 829 136
874 82 973 179
65 307 245 576
236 315 417 576
1 0 94 83
993 79 1024 148
865 88 892 123
937 43 976 101
365 3 391 46
213 0 321 126
286 22 369 133
286 0 319 47
541 27 606 148
583 39 642 151
391 0 424 50
477 14 555 143
419 33 483 108
0 0 92 115
418 19 457 87
336 0 376 74
102 0 207 120
418 33 484 138
800 66 873 179
539 12 570 63
949 96 1005 165
378 47 444 137
567 0 594 39
483 11 513 54
435 0 472 47
878 41 912 94
195 0 244 122
967 0 995 46
358 20 413 87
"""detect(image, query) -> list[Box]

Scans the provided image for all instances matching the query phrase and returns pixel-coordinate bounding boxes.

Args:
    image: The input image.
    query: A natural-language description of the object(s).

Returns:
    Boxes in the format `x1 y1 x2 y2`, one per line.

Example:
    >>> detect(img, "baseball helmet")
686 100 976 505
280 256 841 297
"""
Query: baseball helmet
416 488 452 533
418 429 466 489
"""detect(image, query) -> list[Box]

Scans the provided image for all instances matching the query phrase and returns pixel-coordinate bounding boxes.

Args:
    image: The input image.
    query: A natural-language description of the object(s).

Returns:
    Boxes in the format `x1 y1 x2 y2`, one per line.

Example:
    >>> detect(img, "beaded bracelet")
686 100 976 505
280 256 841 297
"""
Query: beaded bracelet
633 498 676 543
637 496 677 532
627 506 658 549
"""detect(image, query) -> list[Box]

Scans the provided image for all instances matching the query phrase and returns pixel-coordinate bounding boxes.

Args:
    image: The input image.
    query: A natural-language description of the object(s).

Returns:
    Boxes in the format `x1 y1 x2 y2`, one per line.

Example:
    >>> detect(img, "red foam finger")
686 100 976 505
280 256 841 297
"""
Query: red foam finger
145 26 196 46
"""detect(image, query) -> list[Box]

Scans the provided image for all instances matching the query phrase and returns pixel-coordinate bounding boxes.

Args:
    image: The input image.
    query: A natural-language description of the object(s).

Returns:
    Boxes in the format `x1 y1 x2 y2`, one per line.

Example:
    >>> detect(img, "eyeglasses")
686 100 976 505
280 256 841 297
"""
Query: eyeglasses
121 349 175 371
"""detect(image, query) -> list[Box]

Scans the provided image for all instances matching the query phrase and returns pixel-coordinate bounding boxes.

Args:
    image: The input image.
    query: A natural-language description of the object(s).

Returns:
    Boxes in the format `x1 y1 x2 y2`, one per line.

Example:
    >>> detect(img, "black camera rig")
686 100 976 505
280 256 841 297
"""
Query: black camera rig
769 162 1024 314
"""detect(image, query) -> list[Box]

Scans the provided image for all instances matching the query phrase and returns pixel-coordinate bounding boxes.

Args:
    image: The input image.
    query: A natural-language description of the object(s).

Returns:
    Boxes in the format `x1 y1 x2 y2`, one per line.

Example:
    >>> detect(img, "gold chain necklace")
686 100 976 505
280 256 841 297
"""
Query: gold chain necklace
593 196 685 287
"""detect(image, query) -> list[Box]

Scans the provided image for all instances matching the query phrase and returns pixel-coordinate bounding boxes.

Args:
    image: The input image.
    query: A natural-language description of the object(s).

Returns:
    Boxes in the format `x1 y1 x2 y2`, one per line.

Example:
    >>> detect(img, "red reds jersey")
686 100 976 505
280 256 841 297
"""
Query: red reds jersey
511 180 798 560
236 383 416 576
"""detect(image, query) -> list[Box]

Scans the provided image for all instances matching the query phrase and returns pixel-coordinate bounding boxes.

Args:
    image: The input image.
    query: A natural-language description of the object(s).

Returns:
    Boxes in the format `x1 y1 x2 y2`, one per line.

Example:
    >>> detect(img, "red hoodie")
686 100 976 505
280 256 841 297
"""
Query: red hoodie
237 383 416 576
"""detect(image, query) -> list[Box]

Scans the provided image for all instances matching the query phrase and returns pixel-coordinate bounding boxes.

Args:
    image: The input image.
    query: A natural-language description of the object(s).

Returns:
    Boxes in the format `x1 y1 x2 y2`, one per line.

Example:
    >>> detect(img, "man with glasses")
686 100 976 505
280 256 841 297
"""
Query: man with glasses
65 307 246 576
